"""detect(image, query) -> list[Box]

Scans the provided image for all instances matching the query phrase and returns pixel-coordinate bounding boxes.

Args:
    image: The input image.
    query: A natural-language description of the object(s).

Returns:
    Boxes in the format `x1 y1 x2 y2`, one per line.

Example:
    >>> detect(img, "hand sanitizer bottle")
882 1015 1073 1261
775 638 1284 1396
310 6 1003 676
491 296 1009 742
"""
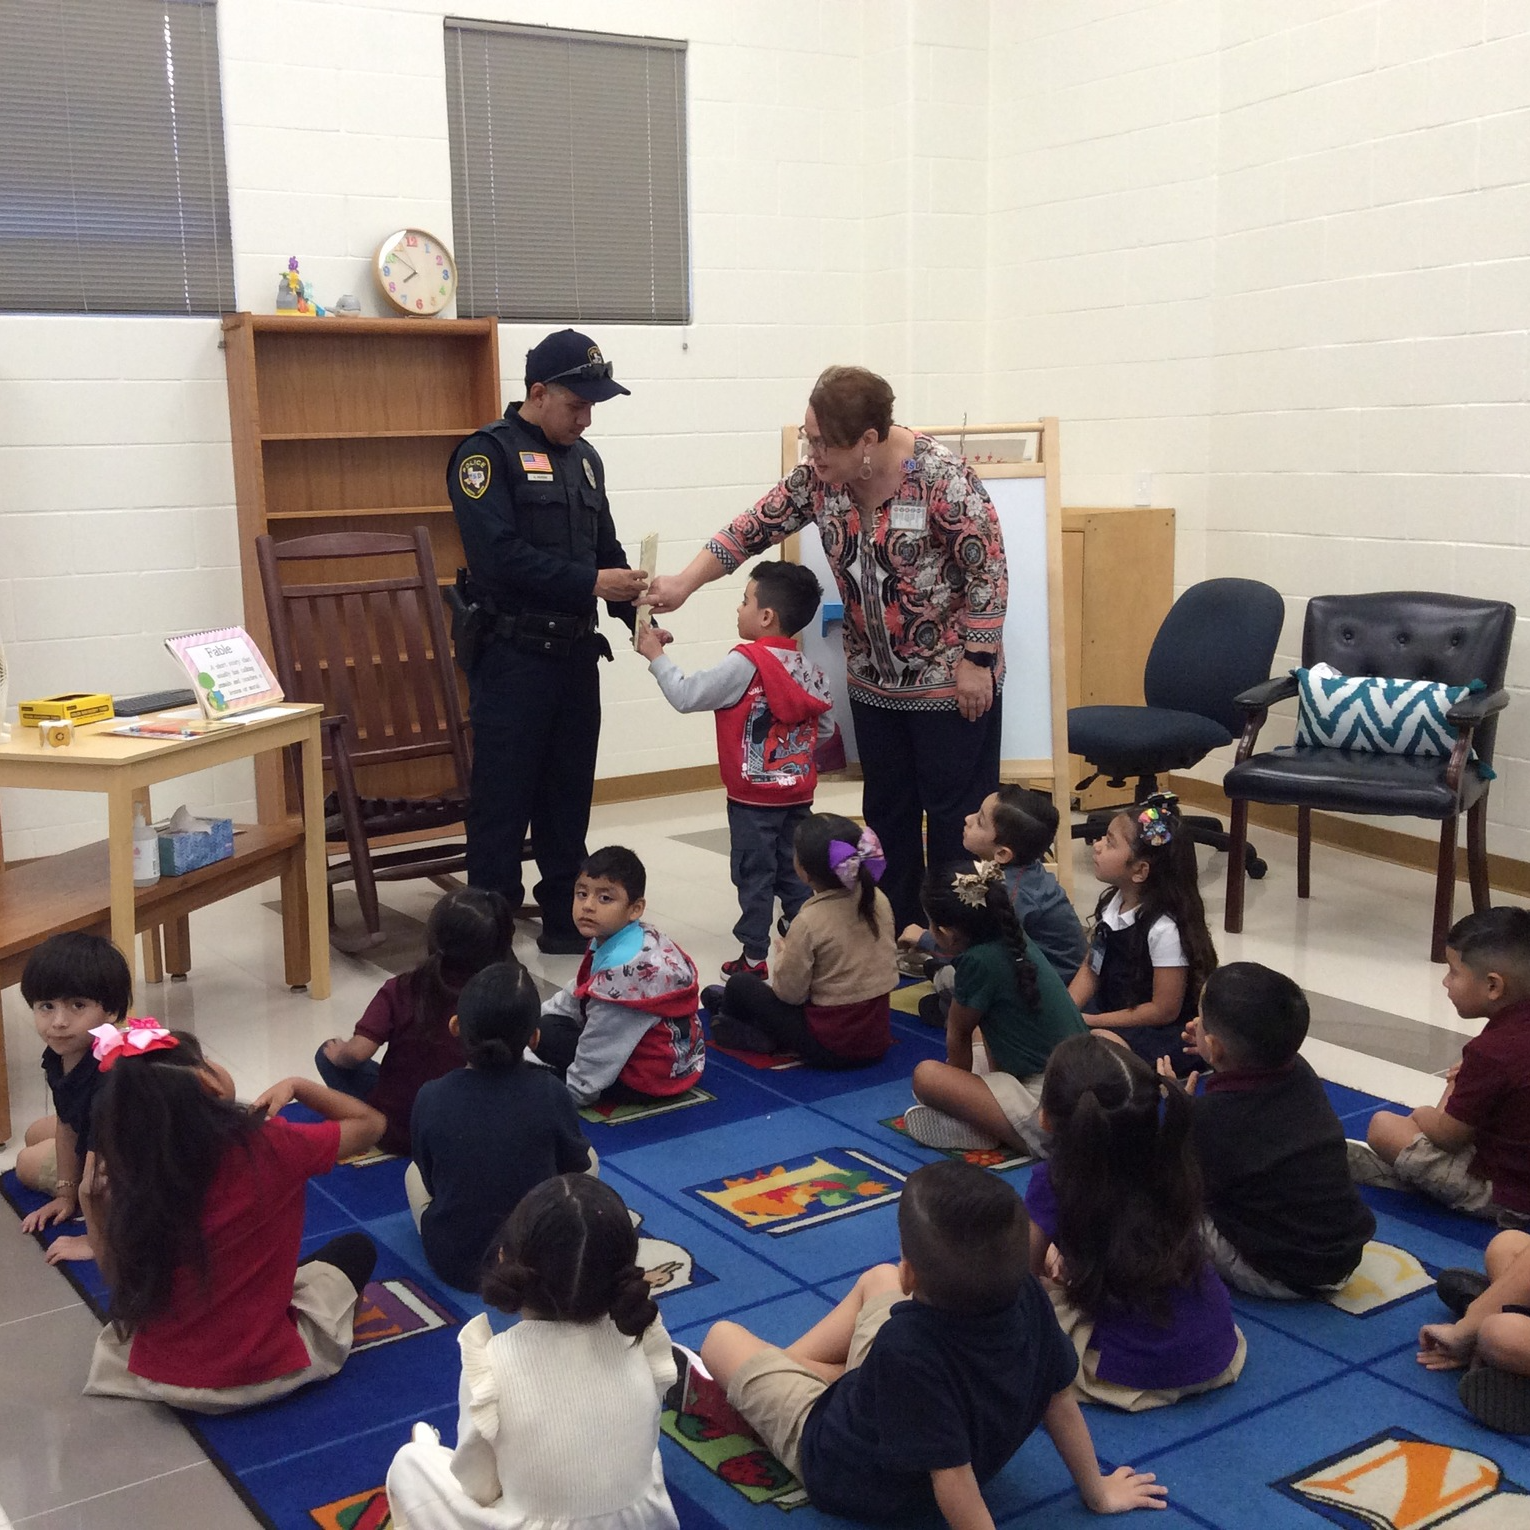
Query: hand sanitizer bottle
133 804 161 887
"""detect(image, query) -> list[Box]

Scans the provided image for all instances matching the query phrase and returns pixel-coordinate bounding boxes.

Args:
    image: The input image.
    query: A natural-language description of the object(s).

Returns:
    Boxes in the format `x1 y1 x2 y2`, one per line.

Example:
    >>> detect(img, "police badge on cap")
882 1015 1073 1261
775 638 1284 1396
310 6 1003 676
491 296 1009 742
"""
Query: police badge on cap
525 329 632 403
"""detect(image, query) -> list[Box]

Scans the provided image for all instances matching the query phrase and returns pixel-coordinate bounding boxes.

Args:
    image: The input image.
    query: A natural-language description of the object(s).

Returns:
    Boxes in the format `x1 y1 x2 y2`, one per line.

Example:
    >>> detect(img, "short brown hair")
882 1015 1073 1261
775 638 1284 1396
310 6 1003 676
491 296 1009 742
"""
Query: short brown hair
897 1160 1030 1312
809 366 895 447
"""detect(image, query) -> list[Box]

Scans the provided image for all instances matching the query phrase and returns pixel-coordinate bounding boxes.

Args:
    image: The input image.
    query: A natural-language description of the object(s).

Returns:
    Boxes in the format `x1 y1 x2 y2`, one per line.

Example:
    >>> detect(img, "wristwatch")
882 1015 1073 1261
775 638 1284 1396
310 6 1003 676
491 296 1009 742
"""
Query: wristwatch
961 649 997 670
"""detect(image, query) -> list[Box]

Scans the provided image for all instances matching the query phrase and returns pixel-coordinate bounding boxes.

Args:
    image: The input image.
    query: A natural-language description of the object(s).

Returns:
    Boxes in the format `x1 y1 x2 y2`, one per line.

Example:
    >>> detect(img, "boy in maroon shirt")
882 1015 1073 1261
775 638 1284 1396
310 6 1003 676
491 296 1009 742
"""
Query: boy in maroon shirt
1349 908 1530 1226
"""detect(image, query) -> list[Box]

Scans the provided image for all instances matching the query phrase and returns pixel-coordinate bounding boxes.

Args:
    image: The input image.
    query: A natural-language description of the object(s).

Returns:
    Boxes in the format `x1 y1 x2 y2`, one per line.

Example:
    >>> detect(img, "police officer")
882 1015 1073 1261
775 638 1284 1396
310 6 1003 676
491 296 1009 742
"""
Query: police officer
449 330 659 953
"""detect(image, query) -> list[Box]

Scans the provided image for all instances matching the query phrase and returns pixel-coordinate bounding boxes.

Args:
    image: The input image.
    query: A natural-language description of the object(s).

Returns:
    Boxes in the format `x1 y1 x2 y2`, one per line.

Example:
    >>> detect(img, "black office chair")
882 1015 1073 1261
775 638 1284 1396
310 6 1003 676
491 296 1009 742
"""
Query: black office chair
1068 577 1287 875
1223 591 1514 962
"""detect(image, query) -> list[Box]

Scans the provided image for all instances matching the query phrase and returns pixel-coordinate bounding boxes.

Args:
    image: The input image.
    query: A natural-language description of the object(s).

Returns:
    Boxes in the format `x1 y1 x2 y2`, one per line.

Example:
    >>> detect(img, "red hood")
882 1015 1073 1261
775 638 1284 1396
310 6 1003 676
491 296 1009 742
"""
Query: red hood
740 639 833 726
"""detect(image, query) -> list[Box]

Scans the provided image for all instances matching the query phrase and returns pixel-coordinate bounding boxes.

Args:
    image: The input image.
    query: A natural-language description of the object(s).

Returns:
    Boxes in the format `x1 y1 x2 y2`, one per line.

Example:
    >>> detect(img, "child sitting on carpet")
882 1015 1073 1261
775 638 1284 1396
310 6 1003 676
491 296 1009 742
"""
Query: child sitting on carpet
903 861 1086 1155
409 962 594 1292
1163 963 1374 1299
899 786 1086 996
387 1175 680 1530
1069 793 1217 1076
1349 907 1530 1226
82 1026 384 1414
16 933 133 1263
1028 1034 1245 1411
316 887 514 1153
1418 1228 1530 1434
533 847 706 1107
704 814 898 1067
695 1160 1168 1521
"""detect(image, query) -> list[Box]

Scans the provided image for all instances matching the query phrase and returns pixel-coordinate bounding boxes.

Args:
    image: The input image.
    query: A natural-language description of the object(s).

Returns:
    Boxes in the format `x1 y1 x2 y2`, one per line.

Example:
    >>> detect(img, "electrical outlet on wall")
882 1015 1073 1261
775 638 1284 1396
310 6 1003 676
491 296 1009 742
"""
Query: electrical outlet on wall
1132 472 1153 507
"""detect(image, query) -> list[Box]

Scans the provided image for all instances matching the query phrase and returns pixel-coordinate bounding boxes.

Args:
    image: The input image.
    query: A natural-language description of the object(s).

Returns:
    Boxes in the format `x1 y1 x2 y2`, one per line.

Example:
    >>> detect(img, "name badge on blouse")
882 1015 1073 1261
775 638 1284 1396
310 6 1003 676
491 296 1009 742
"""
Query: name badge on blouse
888 501 927 533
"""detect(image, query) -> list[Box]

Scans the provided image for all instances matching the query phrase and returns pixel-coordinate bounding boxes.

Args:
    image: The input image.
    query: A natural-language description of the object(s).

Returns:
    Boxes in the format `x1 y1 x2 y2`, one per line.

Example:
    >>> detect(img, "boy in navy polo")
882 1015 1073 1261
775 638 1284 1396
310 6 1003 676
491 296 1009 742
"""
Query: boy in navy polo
695 1161 1167 1522
1168 962 1374 1298
1350 908 1530 1225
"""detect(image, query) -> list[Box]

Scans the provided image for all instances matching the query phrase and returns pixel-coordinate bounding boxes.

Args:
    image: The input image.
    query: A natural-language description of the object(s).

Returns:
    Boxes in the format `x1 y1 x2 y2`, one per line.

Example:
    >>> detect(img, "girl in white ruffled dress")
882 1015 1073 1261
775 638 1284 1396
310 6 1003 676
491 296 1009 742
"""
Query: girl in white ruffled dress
387 1175 679 1530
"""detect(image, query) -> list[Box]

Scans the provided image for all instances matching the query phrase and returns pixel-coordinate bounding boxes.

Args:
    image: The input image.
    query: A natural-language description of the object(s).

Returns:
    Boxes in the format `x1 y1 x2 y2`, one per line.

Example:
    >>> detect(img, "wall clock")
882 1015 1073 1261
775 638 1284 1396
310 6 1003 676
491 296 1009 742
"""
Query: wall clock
375 229 457 316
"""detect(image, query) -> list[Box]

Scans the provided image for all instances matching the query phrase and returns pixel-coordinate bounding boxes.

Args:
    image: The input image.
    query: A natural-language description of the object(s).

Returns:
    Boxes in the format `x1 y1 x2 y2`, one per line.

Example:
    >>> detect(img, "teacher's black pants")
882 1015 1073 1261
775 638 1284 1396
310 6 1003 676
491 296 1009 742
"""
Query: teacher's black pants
850 697 1002 930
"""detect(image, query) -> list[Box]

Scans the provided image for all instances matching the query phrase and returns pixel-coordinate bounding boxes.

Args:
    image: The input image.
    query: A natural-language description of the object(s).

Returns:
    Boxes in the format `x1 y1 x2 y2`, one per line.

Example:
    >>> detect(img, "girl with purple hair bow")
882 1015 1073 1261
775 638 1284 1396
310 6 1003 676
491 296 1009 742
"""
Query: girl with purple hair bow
706 814 899 1068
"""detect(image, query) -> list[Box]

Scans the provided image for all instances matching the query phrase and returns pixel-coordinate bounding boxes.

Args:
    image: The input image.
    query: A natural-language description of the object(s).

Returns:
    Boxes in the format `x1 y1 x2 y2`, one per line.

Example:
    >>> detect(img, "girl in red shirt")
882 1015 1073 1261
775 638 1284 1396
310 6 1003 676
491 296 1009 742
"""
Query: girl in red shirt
82 1028 385 1413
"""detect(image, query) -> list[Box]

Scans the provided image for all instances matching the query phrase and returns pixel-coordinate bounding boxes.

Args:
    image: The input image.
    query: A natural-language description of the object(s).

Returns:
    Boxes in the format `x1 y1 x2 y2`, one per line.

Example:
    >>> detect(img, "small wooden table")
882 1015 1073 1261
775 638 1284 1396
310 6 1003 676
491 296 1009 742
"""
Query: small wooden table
0 704 330 1143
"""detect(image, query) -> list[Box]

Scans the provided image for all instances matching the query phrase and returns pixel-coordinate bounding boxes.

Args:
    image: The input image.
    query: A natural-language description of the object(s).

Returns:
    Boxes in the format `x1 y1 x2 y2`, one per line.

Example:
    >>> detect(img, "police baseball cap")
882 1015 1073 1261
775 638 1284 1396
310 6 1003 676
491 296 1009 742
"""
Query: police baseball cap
525 329 631 402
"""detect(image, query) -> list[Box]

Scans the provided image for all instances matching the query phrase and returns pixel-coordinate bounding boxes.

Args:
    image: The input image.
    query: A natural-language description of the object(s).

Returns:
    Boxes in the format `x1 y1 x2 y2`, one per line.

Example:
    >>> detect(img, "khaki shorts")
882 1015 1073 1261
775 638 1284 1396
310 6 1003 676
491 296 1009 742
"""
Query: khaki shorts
727 1288 901 1479
1391 1133 1500 1220
980 1072 1048 1156
1047 1284 1247 1412
85 1260 358 1414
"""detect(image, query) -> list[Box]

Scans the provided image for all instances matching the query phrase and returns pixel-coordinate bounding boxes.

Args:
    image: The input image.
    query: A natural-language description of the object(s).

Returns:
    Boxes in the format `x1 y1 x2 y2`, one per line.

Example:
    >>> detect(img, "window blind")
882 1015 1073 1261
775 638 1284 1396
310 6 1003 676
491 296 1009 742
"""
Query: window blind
0 0 234 315
444 20 690 324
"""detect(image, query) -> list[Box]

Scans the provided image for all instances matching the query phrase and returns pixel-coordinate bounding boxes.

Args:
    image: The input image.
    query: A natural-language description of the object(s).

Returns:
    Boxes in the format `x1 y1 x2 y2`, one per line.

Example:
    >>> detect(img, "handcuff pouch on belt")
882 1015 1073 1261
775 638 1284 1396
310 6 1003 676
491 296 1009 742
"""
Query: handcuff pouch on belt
446 570 611 664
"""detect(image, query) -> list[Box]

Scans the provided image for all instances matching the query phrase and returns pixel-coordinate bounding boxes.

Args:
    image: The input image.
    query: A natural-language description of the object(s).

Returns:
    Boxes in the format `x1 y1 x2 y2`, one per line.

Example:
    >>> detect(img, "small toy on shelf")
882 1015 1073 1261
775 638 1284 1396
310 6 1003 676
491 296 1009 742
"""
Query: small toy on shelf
275 256 327 317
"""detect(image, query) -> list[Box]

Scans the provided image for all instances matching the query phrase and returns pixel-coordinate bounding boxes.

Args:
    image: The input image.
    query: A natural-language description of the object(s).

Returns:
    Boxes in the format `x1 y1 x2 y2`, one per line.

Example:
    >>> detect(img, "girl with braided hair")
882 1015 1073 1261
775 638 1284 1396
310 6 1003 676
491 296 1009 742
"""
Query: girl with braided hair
902 861 1087 1154
1070 792 1218 1076
387 1174 680 1530
1026 1035 1244 1411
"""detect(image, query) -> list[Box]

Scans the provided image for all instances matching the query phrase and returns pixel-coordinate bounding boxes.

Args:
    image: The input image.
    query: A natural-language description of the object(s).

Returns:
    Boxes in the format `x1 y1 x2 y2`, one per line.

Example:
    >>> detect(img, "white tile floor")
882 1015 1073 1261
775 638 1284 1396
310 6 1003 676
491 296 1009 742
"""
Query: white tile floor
1 784 1523 1524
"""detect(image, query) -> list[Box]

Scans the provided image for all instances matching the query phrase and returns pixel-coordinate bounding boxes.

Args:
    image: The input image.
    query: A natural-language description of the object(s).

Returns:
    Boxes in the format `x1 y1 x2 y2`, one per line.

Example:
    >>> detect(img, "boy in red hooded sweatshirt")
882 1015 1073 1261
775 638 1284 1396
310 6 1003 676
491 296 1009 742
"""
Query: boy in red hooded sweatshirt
534 845 706 1106
638 560 836 980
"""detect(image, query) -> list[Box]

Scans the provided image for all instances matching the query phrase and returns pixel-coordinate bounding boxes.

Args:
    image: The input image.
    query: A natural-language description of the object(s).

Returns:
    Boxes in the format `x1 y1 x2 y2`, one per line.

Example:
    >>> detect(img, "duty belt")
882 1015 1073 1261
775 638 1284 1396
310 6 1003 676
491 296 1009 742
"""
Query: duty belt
493 610 596 643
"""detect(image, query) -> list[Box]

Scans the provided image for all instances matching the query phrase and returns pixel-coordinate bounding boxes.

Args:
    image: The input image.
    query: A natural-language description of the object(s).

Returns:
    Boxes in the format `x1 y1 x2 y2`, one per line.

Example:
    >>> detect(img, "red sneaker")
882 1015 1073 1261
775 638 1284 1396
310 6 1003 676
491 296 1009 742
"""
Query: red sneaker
720 953 767 980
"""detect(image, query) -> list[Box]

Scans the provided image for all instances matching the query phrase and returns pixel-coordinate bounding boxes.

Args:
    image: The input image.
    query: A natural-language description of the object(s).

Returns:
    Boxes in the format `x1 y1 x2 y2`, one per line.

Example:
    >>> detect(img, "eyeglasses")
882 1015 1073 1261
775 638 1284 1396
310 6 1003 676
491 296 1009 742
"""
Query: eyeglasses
543 360 614 385
797 426 830 455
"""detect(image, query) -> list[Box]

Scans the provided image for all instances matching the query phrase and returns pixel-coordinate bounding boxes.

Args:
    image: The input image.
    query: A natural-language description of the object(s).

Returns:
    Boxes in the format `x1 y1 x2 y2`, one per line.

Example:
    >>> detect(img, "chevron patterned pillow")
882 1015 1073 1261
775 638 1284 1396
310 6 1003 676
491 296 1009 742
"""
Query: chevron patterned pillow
1294 663 1492 775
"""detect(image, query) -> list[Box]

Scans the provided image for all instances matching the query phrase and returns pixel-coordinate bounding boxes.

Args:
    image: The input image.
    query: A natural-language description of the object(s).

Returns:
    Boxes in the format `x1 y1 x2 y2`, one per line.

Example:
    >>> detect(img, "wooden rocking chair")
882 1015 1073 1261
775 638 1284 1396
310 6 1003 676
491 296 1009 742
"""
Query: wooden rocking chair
256 528 471 949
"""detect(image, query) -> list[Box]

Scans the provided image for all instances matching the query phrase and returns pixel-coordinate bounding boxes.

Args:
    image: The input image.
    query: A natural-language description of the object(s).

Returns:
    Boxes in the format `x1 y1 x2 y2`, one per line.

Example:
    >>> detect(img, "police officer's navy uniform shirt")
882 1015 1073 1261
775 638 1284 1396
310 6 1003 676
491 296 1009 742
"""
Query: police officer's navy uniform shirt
449 407 635 625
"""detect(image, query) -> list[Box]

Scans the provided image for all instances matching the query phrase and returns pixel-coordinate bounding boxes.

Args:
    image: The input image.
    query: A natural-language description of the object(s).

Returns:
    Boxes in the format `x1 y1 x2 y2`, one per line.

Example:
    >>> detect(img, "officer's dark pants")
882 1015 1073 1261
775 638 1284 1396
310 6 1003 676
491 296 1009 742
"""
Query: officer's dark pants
465 635 601 939
850 696 1003 930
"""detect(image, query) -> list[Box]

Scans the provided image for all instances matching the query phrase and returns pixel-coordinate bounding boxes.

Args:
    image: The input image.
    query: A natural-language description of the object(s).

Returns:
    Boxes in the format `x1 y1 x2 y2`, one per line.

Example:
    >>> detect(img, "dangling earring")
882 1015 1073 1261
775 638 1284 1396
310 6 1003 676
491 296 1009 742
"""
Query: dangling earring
859 451 873 481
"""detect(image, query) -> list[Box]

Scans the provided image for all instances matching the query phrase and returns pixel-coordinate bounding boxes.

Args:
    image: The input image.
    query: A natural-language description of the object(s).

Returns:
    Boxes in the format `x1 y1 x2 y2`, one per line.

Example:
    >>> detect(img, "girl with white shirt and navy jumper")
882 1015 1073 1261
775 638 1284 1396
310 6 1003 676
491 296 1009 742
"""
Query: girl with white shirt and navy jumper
1027 1034 1245 1411
386 1175 679 1530
1069 794 1217 1077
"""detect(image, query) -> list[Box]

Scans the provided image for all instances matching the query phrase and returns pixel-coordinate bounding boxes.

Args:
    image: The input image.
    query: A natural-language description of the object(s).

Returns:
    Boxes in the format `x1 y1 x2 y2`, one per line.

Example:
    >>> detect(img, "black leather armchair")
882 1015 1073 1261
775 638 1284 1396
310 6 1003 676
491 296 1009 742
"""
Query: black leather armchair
1223 592 1515 962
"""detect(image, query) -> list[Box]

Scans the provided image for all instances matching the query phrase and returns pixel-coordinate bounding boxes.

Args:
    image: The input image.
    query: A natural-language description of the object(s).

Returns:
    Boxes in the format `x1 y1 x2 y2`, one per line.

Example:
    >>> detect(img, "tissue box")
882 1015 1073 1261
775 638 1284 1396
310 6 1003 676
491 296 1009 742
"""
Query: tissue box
158 817 235 877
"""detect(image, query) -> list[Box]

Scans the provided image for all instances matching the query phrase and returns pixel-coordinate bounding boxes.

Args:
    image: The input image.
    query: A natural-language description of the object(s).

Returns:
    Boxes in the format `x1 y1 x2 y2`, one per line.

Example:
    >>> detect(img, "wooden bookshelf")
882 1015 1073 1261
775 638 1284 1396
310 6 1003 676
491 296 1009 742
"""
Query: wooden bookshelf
222 313 501 821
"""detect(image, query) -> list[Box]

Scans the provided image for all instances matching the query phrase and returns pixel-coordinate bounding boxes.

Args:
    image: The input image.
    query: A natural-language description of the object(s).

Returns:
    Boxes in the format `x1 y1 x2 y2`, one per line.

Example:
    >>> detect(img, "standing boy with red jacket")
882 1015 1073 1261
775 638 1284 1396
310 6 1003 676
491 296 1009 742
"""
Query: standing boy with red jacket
637 560 835 980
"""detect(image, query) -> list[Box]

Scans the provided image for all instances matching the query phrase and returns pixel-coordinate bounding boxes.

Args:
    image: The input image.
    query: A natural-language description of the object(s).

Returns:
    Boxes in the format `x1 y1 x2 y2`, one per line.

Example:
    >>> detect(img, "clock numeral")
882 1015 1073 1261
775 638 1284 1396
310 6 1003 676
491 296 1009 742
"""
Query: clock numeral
405 234 418 247
381 265 390 277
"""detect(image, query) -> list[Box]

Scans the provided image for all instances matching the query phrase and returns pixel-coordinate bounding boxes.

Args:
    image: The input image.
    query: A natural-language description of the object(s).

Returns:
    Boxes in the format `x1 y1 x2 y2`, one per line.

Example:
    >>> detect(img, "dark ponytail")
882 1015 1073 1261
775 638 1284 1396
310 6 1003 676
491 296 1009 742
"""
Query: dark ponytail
480 1175 658 1339
794 813 881 938
456 961 539 1072
406 888 515 1037
1039 1034 1204 1324
921 864 1040 1009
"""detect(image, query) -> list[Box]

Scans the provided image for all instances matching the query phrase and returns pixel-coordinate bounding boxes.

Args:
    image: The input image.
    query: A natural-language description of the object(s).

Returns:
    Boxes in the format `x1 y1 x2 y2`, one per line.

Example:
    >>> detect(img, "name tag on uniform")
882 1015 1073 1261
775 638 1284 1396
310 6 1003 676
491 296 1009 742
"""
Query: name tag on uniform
888 501 927 532
525 472 554 481
519 451 553 474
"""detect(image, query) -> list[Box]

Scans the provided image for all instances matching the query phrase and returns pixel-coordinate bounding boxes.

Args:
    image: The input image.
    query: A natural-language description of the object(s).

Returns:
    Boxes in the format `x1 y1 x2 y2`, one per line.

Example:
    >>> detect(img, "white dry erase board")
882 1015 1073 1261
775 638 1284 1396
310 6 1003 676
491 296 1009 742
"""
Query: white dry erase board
782 420 1072 894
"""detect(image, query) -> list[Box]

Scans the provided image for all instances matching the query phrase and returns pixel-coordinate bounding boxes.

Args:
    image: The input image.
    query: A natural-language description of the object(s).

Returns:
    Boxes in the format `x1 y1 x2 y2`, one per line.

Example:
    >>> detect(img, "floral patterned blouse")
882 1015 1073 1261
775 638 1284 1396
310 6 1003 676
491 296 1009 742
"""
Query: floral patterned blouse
707 434 1007 711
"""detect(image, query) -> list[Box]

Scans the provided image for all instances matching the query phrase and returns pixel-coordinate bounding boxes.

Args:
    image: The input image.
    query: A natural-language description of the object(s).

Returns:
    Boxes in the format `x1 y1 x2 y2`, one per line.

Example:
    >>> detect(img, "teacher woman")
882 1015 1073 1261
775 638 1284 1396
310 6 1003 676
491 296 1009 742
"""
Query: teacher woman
647 365 1008 928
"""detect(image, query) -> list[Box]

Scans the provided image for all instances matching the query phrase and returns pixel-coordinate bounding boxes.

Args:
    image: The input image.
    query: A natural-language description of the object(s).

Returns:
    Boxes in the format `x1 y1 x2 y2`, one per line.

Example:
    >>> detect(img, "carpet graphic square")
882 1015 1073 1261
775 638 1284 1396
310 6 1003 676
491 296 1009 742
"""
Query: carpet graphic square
708 1039 804 1070
687 1148 906 1235
662 1407 809 1512
352 1279 458 1351
338 1146 401 1168
1277 1428 1527 1528
881 1113 1033 1172
580 1086 715 1125
1323 1241 1436 1317
309 1485 391 1528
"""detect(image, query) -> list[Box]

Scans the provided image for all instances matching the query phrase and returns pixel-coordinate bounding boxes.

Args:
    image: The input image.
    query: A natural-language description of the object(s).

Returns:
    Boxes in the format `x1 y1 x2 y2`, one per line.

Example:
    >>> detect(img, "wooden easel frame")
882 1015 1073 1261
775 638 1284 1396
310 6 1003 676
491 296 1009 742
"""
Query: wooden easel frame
779 418 1072 894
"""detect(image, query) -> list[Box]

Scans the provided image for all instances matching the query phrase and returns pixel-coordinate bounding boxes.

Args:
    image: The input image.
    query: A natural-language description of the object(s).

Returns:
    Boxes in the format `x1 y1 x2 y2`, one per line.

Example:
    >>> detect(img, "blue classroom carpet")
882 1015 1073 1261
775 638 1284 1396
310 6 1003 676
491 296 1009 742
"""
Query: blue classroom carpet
5 1008 1527 1529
